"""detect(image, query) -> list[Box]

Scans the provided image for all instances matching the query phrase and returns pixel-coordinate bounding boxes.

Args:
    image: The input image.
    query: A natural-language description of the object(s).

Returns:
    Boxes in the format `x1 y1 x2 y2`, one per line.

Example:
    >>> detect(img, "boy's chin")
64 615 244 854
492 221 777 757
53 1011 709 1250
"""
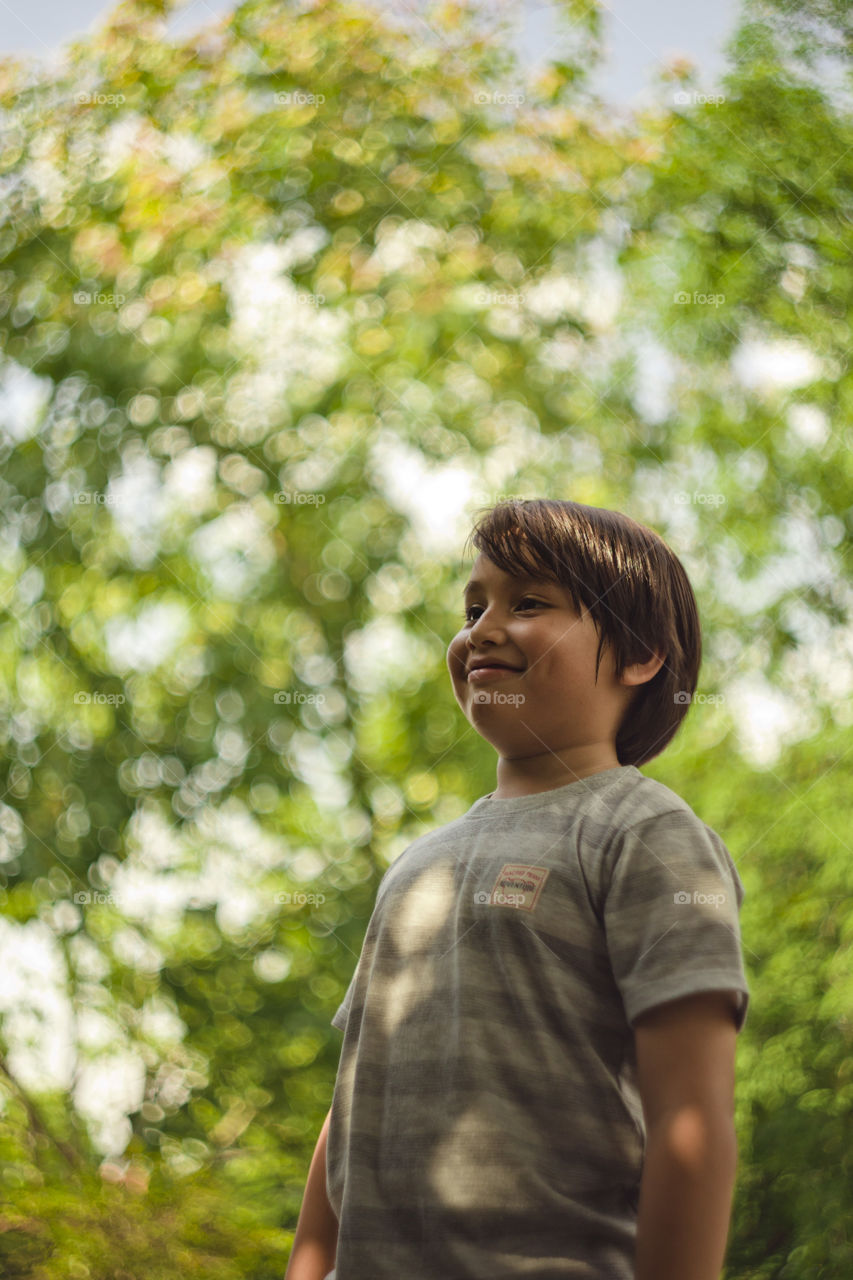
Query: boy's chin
465 722 527 748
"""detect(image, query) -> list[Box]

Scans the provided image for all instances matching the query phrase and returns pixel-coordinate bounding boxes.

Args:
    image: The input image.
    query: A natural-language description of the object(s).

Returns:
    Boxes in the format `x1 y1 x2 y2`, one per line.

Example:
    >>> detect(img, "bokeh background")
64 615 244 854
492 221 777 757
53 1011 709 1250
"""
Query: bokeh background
1 0 852 1275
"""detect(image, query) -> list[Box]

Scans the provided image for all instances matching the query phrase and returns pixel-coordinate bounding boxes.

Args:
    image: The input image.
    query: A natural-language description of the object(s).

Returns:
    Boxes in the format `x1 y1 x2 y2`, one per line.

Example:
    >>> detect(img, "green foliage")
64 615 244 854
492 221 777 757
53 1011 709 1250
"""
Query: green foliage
0 0 850 1276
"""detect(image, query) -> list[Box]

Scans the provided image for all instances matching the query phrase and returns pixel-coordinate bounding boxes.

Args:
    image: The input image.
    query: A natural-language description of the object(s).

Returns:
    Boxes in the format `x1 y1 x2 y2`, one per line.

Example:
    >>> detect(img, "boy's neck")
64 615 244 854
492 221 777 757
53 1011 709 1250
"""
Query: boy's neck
489 746 624 799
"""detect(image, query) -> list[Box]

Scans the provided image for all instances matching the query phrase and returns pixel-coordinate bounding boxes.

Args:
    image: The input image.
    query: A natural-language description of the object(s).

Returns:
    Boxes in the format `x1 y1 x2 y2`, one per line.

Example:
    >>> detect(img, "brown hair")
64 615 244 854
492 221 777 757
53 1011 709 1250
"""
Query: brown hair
462 499 702 767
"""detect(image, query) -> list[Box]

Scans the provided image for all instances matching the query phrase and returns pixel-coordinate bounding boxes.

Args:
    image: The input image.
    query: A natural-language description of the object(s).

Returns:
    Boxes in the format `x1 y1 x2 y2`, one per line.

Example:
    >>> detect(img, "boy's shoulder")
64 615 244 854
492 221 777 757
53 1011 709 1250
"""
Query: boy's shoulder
590 766 701 832
513 766 703 837
592 770 741 894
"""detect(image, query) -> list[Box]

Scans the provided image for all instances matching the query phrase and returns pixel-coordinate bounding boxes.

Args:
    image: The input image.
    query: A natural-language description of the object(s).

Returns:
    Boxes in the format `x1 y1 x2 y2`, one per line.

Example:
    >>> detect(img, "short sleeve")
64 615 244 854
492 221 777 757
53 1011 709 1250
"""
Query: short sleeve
603 809 750 1032
331 970 357 1032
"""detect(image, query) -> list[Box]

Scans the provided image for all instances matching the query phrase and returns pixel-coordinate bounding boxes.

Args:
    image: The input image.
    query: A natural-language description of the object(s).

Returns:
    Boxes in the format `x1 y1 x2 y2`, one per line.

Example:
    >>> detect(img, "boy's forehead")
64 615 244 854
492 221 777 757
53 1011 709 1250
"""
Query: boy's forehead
463 559 557 594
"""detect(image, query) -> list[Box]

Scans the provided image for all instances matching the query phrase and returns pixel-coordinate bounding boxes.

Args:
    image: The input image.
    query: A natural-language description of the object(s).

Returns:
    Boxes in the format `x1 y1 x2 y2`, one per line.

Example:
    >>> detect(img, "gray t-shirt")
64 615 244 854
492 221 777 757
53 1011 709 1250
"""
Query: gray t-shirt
325 764 750 1279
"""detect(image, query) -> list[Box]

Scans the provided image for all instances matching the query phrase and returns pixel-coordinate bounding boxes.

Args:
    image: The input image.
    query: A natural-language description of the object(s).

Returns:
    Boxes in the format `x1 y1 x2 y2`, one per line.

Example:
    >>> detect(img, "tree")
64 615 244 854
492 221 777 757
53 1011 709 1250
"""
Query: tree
0 0 850 1274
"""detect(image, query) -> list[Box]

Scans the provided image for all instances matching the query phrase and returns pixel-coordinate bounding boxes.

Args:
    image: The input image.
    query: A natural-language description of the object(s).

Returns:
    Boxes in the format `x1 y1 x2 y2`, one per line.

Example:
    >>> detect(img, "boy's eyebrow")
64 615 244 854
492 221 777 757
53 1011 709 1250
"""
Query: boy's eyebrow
463 574 550 597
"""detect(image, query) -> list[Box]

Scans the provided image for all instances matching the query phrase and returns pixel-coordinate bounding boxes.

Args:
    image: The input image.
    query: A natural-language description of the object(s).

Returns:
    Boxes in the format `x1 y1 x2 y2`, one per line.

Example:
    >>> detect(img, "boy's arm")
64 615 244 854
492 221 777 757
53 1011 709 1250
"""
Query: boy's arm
284 1107 339 1280
632 990 740 1280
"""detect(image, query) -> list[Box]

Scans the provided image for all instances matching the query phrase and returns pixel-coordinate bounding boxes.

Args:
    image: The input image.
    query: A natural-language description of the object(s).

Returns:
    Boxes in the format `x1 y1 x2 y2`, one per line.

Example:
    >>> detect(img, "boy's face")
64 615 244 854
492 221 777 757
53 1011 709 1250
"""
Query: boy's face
446 553 637 771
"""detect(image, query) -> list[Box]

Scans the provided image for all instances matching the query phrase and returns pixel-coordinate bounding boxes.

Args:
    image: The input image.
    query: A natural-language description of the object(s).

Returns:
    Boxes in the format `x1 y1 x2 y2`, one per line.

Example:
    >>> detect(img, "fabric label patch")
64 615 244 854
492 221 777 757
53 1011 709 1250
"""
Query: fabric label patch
487 863 550 912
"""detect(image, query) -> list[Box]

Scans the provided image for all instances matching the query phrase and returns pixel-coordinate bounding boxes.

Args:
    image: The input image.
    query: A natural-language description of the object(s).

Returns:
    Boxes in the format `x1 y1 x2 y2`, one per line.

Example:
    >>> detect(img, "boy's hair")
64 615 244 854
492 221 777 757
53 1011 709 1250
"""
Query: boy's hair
462 499 702 767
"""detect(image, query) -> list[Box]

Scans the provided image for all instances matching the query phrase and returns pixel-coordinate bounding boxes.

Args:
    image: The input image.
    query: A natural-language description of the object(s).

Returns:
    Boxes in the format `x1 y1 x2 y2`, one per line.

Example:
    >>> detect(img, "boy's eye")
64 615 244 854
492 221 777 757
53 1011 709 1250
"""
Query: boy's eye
463 597 545 621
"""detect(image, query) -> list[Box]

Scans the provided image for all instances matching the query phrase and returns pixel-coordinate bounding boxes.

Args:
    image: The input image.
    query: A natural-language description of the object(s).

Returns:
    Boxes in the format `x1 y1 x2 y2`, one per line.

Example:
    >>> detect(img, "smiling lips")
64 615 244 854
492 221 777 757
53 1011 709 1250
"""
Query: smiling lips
467 661 522 681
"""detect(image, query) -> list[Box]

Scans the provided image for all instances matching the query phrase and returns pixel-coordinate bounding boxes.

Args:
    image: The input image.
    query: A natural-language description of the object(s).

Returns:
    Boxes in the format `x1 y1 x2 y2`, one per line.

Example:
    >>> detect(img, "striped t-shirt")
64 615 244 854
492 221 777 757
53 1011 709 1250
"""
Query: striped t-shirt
325 764 751 1279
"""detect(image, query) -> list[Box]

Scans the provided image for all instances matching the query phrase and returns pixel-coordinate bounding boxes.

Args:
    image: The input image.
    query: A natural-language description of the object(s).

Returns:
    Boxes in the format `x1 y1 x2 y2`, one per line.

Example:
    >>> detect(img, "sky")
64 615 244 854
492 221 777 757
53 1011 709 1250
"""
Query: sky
1 0 742 106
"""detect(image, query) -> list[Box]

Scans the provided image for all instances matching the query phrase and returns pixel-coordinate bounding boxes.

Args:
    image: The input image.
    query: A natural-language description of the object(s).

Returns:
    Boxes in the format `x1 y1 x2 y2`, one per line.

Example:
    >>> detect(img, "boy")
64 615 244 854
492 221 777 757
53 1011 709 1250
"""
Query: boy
285 498 750 1280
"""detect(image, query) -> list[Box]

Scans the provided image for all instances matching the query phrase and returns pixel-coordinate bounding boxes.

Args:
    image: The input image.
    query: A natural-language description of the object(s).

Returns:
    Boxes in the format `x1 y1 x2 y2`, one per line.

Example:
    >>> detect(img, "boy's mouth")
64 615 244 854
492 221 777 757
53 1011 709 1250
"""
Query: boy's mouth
466 660 523 681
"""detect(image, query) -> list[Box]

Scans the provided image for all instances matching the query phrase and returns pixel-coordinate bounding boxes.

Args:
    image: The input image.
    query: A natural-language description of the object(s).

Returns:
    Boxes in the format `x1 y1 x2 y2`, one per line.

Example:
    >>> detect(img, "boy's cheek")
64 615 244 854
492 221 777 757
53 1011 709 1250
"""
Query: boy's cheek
446 638 468 682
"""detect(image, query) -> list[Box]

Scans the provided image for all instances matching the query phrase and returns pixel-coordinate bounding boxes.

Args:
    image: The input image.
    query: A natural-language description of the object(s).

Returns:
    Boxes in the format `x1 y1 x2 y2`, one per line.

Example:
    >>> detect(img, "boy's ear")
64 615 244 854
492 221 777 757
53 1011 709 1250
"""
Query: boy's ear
619 651 666 688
